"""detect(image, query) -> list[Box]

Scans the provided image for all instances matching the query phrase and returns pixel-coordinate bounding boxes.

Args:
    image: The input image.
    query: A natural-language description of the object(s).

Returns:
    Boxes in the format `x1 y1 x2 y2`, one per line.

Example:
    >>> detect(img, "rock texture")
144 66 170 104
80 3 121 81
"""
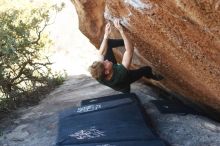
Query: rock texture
71 0 220 113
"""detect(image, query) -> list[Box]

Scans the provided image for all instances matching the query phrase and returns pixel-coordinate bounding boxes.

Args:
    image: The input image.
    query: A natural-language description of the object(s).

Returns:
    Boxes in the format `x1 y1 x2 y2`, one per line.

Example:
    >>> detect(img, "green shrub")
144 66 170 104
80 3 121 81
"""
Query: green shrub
0 1 65 112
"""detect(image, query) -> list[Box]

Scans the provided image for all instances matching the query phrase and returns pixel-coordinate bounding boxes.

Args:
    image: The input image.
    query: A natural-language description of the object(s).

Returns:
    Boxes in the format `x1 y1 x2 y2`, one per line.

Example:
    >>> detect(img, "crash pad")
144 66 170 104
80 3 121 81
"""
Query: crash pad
56 93 166 146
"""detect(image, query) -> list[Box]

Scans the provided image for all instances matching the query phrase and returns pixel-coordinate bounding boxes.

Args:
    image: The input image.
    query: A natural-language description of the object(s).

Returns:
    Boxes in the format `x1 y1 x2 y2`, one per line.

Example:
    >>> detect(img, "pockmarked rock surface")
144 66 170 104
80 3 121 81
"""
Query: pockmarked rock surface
0 75 220 146
71 0 220 114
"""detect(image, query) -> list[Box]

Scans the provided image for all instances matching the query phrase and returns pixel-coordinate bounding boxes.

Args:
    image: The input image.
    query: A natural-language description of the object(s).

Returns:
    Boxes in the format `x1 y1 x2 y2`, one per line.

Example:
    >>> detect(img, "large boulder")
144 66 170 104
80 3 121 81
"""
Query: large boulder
71 0 220 114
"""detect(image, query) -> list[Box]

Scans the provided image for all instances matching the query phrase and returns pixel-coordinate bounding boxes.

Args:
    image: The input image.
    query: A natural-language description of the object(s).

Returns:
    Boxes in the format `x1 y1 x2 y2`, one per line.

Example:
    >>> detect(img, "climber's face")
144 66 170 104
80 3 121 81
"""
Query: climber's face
103 59 113 75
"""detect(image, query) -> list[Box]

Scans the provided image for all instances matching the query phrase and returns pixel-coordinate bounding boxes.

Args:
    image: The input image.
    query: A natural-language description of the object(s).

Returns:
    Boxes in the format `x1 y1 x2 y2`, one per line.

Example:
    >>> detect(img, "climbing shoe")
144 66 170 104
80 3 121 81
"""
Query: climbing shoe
151 73 164 81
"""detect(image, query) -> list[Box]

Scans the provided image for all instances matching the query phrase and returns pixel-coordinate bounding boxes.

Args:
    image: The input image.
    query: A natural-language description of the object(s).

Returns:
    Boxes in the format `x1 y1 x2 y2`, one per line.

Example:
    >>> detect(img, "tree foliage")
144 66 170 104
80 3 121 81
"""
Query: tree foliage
0 1 65 111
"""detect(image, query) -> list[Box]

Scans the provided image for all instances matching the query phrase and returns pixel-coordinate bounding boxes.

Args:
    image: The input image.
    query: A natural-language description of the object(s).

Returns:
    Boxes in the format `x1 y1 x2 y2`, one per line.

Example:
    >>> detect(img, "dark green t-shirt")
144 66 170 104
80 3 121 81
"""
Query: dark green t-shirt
97 64 130 92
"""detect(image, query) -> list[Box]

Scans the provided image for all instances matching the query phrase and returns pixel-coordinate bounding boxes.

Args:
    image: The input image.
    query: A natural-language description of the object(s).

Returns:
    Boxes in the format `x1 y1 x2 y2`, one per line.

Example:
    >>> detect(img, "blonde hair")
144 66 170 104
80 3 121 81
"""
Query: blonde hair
88 61 104 79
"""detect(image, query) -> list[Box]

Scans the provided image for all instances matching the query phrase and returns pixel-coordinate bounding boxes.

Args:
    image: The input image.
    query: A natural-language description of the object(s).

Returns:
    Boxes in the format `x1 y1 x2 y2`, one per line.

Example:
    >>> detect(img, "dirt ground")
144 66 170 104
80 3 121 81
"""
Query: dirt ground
0 75 220 146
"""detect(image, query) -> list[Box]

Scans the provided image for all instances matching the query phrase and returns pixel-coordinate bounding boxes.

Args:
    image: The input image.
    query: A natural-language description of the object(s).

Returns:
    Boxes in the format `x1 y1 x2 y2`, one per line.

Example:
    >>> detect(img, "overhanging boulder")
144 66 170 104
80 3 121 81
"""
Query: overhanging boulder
71 0 220 114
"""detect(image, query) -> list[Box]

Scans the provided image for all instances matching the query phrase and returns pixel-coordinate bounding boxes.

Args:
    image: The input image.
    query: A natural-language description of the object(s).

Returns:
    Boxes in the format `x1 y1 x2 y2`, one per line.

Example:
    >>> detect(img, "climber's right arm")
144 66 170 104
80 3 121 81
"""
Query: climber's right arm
98 23 111 56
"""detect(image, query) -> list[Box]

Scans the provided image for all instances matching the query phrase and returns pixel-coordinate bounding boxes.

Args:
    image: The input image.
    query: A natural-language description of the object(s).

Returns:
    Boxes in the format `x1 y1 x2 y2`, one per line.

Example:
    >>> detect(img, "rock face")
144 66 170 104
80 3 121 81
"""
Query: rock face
71 0 220 113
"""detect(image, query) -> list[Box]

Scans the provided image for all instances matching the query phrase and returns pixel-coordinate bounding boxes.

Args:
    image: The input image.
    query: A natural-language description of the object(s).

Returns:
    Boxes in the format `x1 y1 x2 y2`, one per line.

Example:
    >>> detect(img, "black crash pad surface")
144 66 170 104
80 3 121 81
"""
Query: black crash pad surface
56 93 166 146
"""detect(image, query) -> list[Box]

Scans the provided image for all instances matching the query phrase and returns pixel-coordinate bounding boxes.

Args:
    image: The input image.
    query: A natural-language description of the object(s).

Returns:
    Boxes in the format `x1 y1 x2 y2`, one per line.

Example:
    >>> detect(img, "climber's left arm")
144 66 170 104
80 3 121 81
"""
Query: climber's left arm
114 20 134 69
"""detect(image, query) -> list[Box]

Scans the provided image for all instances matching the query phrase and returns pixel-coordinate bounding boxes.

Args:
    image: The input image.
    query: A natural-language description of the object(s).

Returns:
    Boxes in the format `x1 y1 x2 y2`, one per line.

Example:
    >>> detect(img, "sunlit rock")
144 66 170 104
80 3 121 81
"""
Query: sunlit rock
71 0 220 113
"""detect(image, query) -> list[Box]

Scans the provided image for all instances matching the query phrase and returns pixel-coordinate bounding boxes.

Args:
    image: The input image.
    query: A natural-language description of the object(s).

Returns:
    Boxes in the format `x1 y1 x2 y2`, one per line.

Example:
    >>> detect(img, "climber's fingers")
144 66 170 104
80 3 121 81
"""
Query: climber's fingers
113 19 123 31
105 22 111 35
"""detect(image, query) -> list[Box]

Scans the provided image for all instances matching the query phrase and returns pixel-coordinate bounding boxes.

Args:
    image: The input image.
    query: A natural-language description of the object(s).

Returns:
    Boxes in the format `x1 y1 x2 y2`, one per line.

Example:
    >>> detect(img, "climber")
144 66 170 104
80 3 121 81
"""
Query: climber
89 19 163 93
